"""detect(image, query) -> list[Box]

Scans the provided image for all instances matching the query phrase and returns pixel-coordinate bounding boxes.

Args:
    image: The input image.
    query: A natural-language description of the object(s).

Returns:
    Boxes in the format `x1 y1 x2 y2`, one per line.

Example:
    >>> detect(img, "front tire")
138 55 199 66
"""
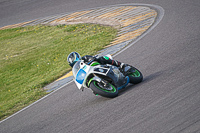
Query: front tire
89 81 118 98
128 67 143 84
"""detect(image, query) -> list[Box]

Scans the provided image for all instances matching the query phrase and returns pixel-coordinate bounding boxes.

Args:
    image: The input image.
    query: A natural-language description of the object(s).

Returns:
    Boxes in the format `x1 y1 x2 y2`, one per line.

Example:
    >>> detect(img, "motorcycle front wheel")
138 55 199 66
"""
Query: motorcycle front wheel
89 81 118 98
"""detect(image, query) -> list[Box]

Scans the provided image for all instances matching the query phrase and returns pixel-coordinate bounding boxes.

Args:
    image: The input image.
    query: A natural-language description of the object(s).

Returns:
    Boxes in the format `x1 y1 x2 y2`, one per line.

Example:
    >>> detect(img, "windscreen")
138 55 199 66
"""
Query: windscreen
72 61 81 76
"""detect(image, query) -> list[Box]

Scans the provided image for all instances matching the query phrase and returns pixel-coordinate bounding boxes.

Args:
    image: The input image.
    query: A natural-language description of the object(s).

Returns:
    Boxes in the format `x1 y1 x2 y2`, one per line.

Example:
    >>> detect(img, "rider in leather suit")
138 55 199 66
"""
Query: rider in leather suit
81 55 125 69
67 52 129 73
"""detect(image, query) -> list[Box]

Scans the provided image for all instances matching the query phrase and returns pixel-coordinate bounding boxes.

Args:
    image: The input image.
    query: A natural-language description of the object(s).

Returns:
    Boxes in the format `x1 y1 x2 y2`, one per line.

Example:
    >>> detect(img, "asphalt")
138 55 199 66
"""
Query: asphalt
0 0 200 133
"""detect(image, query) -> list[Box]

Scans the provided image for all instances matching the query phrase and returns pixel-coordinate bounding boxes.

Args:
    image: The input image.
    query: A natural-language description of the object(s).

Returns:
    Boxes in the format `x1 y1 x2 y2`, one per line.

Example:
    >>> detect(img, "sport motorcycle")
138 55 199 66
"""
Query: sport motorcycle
72 54 143 98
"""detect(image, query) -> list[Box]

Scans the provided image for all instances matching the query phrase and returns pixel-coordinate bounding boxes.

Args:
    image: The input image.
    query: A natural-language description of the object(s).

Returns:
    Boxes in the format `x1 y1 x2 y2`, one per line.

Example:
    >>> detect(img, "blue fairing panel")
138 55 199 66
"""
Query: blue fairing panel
76 69 86 84
117 76 130 90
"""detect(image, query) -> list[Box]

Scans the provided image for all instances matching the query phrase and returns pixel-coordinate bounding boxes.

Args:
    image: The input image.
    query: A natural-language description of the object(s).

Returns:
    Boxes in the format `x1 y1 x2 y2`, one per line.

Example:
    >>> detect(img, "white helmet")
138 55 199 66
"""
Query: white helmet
67 52 81 67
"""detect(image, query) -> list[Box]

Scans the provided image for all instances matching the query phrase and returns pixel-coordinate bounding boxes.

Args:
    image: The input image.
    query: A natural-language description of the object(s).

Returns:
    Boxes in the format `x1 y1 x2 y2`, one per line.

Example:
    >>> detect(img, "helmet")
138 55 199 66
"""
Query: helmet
67 52 81 67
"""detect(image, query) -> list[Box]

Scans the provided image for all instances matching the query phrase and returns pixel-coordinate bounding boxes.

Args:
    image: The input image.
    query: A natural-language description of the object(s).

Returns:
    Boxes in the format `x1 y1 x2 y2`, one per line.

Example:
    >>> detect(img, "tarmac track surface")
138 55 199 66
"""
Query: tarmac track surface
0 0 200 133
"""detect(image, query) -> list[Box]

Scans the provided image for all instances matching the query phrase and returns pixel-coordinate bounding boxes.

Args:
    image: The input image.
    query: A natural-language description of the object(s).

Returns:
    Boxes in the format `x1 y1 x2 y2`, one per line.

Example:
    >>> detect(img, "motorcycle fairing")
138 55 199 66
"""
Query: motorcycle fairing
73 60 110 90
76 69 87 84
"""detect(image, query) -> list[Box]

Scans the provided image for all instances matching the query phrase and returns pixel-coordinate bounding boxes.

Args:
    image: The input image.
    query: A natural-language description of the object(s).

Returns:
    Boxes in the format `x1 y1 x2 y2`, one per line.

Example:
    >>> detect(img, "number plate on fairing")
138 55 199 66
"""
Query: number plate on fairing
94 68 108 74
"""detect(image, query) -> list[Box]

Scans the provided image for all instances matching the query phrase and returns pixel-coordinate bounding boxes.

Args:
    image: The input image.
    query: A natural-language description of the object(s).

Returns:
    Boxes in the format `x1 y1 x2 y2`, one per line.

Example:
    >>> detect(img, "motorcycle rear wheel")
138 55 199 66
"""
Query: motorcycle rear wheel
128 67 143 84
90 81 118 98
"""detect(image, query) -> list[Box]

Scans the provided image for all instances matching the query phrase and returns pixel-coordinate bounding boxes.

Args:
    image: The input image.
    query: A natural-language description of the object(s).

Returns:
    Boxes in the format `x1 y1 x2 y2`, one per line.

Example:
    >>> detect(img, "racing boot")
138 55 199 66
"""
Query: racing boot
120 63 133 75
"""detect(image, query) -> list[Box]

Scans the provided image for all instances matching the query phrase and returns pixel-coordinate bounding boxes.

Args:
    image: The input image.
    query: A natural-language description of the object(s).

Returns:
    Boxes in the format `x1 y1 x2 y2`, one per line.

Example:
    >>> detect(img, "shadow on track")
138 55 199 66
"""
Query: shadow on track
118 71 164 96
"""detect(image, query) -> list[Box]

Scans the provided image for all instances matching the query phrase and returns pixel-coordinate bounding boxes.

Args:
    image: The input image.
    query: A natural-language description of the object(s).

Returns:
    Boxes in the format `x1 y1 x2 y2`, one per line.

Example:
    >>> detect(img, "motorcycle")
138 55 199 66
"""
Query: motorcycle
72 54 143 98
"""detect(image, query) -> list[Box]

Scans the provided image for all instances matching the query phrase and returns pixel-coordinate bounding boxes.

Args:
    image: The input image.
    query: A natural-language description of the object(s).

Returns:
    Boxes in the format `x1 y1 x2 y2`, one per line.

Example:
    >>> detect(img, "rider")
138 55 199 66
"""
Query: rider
67 52 130 73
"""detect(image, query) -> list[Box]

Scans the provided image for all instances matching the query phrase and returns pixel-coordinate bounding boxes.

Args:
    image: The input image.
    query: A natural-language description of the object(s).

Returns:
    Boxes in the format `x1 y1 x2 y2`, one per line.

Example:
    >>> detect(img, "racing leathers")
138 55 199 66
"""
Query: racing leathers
81 55 126 70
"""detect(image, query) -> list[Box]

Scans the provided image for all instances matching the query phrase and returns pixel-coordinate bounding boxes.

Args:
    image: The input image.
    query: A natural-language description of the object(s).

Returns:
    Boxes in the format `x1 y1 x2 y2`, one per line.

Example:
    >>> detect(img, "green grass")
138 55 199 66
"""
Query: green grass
0 24 118 120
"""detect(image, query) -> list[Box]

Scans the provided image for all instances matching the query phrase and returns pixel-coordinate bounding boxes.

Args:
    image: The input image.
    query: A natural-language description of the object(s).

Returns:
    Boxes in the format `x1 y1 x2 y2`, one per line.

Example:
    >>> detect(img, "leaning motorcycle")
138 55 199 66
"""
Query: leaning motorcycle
72 55 143 98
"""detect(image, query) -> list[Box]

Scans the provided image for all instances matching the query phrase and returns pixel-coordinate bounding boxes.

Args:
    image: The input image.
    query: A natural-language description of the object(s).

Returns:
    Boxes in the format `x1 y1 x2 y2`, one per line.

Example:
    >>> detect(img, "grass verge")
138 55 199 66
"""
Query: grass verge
0 24 117 120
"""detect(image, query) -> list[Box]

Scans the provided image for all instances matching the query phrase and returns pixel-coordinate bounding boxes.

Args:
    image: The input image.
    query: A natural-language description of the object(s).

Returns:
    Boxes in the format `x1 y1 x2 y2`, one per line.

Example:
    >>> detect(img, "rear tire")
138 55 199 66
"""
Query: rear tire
128 67 143 84
89 81 118 98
